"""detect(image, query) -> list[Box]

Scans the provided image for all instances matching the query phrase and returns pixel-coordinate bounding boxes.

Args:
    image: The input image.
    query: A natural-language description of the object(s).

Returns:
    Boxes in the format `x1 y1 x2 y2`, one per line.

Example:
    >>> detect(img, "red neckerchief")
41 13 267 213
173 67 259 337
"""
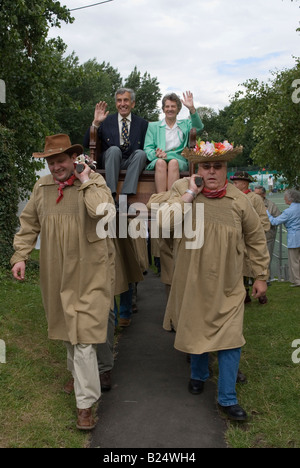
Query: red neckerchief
55 174 77 203
202 179 228 199
243 189 252 194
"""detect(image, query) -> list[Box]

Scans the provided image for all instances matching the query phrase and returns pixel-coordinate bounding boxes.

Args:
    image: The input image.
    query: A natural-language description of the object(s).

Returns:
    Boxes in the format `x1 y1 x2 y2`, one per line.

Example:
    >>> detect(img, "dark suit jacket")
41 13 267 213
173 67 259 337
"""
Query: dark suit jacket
83 113 148 163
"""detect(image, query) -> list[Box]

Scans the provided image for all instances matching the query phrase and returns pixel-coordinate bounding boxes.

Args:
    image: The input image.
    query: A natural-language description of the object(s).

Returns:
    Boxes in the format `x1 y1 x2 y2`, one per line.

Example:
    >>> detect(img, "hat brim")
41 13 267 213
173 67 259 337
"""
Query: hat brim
182 146 243 163
32 144 84 159
230 175 254 182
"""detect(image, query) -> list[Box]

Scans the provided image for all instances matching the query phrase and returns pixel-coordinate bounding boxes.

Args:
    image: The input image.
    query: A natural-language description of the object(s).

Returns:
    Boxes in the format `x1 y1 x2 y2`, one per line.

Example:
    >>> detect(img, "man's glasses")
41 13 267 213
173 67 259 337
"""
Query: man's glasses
200 162 225 170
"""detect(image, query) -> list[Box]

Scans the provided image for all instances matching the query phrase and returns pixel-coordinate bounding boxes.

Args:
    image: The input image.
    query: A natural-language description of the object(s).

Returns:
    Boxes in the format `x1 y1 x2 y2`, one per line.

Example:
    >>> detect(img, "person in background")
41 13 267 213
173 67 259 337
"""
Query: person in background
267 188 300 287
254 185 281 282
268 175 274 194
230 171 270 304
144 91 204 192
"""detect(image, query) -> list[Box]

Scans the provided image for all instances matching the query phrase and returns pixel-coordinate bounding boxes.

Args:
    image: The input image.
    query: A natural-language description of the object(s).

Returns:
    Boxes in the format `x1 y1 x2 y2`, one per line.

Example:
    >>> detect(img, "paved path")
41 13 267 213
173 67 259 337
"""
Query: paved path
90 270 227 449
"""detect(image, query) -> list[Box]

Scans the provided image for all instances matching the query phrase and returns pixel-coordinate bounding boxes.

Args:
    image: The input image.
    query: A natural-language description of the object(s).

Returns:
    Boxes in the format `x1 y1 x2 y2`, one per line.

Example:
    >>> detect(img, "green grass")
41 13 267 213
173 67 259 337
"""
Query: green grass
0 262 88 448
0 256 299 448
224 282 300 448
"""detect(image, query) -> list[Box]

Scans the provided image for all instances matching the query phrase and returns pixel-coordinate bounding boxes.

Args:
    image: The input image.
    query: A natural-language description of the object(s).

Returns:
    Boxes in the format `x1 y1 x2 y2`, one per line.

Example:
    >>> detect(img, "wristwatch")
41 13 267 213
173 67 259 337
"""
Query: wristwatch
185 189 197 199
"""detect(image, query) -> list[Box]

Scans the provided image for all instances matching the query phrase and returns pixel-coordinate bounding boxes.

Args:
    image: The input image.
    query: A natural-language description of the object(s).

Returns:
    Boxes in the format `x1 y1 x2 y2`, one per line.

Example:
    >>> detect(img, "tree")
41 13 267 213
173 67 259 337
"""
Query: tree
195 105 253 168
0 0 74 196
0 1 163 268
252 64 300 187
196 106 229 142
55 59 123 145
229 60 300 187
0 126 19 268
124 66 161 121
218 97 259 168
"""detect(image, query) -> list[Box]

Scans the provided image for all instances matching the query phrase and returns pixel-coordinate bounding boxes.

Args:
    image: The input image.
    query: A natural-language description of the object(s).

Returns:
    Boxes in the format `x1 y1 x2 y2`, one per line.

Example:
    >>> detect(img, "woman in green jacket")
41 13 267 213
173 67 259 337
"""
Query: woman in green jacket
144 91 204 192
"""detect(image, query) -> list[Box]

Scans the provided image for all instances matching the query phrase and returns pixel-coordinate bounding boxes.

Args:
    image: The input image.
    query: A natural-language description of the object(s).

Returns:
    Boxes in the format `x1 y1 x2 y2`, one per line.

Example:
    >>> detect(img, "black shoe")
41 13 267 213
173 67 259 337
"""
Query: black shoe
100 370 112 392
236 368 247 384
258 295 268 304
244 289 252 304
218 403 248 421
188 379 204 395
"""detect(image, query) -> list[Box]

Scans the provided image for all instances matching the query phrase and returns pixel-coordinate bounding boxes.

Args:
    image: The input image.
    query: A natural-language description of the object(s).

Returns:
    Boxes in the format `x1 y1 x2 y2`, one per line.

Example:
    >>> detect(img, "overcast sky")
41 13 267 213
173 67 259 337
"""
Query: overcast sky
49 0 300 118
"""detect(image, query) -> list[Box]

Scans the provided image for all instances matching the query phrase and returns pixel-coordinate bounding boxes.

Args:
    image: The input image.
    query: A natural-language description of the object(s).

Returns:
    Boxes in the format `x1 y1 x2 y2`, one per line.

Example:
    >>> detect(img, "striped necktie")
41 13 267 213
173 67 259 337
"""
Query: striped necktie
121 118 130 150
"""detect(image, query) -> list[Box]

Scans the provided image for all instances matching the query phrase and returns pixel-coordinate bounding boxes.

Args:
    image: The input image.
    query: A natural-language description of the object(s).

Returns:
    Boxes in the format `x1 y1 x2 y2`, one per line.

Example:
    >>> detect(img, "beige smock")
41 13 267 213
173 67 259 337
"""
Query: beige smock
113 236 145 295
11 173 115 346
147 191 175 286
113 216 148 295
246 192 270 233
243 191 270 277
158 179 270 355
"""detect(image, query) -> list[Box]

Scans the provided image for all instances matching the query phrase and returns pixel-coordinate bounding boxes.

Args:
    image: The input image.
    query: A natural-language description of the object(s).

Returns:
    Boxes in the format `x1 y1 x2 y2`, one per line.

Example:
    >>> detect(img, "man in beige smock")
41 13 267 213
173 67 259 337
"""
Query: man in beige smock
11 134 115 430
230 171 270 304
158 152 269 421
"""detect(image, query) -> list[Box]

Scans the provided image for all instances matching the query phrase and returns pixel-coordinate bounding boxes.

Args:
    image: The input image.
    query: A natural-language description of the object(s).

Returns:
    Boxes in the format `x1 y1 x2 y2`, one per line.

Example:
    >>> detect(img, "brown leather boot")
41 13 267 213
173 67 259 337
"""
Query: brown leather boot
119 318 131 327
76 408 96 430
63 378 74 395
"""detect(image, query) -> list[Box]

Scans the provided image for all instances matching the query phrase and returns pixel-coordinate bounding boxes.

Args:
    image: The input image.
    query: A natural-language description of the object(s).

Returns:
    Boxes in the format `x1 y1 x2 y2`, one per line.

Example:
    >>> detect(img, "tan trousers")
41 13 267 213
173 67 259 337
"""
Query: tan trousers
288 247 300 285
65 342 101 409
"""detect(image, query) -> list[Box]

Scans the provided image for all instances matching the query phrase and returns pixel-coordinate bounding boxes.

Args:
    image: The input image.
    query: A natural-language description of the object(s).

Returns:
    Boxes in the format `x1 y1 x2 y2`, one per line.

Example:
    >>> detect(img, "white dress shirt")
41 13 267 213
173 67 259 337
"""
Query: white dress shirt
163 119 183 151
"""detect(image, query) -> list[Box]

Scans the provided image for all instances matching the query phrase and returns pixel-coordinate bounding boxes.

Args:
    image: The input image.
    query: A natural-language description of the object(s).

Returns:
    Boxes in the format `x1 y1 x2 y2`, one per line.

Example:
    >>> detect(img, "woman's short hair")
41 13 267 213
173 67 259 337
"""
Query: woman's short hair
285 188 300 203
255 185 266 194
162 93 182 113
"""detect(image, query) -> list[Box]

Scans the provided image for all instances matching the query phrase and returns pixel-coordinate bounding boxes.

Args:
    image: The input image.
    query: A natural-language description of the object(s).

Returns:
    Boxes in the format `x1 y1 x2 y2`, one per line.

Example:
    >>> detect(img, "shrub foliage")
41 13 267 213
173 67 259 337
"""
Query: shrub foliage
0 125 19 268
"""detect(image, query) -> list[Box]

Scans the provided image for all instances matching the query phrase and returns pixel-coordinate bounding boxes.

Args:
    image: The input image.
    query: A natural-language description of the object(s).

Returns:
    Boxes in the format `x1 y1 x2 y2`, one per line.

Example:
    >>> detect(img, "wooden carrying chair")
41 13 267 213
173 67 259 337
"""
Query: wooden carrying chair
88 126 197 205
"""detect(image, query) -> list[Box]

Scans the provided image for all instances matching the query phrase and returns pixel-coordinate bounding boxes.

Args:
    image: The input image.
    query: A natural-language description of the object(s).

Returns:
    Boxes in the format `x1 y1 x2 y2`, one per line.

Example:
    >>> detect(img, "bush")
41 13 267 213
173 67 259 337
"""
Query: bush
0 125 19 268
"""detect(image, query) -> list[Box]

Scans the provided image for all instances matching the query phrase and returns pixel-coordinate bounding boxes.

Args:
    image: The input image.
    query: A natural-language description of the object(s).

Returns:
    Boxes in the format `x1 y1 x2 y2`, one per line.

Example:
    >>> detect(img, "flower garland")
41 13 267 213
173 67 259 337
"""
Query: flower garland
194 140 234 156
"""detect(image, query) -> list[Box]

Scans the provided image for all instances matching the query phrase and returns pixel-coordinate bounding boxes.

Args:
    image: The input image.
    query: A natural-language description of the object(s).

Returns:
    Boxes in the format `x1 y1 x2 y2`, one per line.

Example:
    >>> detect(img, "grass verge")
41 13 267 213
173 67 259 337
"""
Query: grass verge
0 261 299 448
223 281 300 448
0 263 88 448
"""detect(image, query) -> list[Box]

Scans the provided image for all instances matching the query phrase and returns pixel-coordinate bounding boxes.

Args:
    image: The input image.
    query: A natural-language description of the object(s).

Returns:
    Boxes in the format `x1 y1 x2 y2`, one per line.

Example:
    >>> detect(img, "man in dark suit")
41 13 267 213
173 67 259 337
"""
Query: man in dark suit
84 88 148 199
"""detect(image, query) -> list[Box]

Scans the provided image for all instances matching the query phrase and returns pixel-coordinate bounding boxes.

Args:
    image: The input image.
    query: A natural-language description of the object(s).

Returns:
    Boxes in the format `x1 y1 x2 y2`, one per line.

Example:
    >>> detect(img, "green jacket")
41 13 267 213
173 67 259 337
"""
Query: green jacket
144 112 204 171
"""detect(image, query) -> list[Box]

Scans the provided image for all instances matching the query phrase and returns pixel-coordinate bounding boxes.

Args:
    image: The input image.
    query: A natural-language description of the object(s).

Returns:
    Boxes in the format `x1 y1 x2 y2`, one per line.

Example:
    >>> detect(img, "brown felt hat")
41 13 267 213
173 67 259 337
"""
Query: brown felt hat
32 134 83 158
230 171 254 182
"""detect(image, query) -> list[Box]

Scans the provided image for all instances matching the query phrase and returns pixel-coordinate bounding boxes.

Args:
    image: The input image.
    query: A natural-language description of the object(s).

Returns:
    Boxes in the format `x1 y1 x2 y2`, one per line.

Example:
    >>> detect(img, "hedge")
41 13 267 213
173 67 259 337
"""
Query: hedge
0 125 19 268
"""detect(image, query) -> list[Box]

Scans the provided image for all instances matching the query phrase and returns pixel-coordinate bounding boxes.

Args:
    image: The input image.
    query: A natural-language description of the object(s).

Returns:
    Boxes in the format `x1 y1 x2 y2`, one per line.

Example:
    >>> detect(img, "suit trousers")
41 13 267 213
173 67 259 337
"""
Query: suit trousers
103 146 147 195
288 247 300 285
65 342 101 409
97 308 115 374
